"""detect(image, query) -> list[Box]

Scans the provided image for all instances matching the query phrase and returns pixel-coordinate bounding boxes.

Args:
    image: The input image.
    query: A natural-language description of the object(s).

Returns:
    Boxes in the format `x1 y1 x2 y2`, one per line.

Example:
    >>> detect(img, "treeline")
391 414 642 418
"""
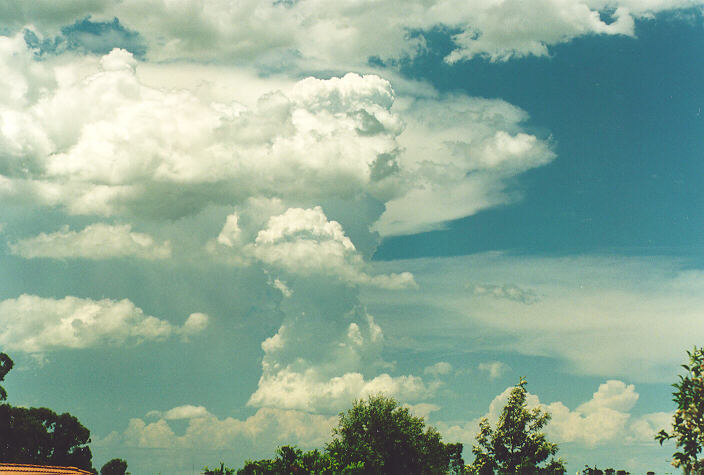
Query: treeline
208 345 704 475
206 378 566 474
0 353 128 475
2 347 703 474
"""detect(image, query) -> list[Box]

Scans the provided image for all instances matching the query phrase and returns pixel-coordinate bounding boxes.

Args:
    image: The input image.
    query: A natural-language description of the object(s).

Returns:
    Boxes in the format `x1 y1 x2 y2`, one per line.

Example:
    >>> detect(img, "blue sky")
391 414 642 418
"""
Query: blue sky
0 2 703 473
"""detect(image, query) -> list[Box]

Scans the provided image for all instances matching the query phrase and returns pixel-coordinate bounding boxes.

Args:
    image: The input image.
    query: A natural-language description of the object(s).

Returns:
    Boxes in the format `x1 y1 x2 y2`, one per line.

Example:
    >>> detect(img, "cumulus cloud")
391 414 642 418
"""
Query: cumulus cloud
9 223 171 260
250 367 434 413
119 405 336 450
146 405 210 420
209 204 417 289
249 310 436 412
252 207 416 289
0 42 407 218
424 361 453 377
0 294 208 353
477 361 510 380
439 379 667 449
0 39 557 241
3 0 700 66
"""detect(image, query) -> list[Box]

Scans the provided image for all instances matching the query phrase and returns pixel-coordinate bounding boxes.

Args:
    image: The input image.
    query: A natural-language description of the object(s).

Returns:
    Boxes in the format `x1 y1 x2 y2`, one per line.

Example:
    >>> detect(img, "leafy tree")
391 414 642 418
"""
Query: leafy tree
234 395 464 474
325 394 464 474
468 377 565 474
656 346 704 473
0 404 94 470
101 458 129 475
236 445 332 474
0 352 94 472
204 462 235 475
0 352 13 401
582 467 630 475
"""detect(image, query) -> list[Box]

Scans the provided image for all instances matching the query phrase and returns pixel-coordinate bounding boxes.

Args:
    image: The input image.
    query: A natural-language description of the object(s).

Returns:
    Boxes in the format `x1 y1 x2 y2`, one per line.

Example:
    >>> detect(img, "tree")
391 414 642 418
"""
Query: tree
468 377 565 474
0 352 13 401
0 352 95 472
101 458 129 475
236 446 332 474
204 462 235 475
582 467 630 475
656 346 704 473
325 394 464 474
233 396 464 474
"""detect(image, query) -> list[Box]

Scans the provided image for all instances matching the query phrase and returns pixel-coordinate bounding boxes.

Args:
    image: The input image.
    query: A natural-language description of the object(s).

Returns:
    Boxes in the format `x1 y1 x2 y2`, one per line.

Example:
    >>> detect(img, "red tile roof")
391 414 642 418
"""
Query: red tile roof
0 464 93 475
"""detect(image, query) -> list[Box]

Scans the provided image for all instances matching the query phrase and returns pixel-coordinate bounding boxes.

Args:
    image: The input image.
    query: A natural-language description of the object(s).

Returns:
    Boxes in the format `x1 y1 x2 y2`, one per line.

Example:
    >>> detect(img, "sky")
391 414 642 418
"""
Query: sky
0 1 703 473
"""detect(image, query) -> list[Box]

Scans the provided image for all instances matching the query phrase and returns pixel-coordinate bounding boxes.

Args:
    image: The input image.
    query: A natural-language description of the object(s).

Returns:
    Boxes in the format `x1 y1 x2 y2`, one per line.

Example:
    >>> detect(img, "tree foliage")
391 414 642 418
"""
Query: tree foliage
0 352 13 401
234 394 464 474
204 462 236 475
101 458 129 475
326 394 464 474
468 377 565 474
656 346 704 473
0 352 95 472
236 446 333 474
582 467 630 475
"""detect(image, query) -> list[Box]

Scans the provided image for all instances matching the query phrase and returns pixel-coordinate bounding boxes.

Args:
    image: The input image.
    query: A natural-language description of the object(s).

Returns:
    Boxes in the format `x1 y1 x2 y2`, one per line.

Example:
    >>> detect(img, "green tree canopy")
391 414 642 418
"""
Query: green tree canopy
468 377 565 474
233 395 464 474
0 352 13 401
0 352 95 472
325 394 464 474
101 458 129 475
236 446 331 474
656 346 704 473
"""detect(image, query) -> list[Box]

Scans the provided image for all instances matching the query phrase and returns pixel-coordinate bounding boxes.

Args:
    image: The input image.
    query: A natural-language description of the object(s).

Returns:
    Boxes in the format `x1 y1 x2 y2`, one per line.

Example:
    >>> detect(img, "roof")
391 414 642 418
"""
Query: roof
0 464 93 475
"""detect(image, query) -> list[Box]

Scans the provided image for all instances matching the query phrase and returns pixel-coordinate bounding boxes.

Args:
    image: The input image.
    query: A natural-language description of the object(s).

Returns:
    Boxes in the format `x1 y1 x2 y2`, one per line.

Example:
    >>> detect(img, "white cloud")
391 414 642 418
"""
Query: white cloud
364 254 704 382
439 379 667 449
9 223 171 260
249 367 434 413
0 294 208 353
146 405 210 420
251 207 416 289
424 361 453 377
121 405 336 450
210 206 416 289
249 312 436 413
404 402 441 419
373 96 555 236
0 42 407 218
477 361 510 380
5 0 700 66
0 40 557 241
180 312 210 339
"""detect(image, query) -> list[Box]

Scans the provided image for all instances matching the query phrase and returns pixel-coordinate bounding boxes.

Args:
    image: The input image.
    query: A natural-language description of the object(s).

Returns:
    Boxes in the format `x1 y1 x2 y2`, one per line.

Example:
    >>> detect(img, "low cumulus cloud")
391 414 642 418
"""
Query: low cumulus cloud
249 310 437 413
105 406 336 450
439 379 668 449
0 294 208 353
9 223 171 260
424 362 453 378
477 361 510 380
